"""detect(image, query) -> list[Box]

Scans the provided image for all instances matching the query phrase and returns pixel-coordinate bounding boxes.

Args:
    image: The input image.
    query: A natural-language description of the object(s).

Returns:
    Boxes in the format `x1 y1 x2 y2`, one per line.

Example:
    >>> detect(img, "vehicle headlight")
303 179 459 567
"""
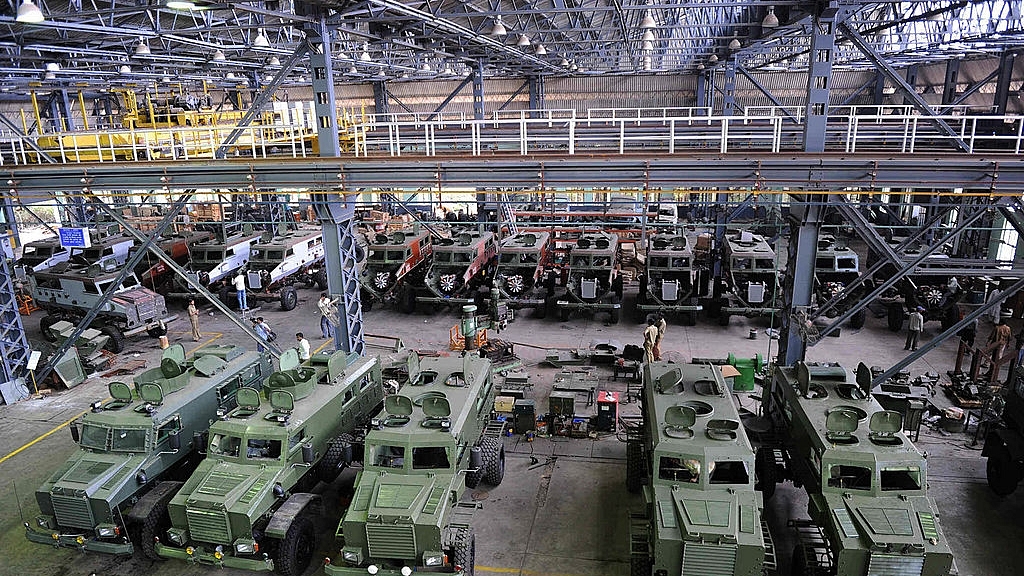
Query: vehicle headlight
422 551 444 567
167 528 188 546
96 524 118 538
234 539 258 554
341 547 362 564
36 515 55 530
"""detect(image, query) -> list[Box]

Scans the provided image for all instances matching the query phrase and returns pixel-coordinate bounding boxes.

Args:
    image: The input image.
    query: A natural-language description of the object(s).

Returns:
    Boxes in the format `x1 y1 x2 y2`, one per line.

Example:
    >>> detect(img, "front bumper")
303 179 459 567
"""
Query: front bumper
154 541 274 571
25 525 134 555
324 562 465 576
556 300 620 311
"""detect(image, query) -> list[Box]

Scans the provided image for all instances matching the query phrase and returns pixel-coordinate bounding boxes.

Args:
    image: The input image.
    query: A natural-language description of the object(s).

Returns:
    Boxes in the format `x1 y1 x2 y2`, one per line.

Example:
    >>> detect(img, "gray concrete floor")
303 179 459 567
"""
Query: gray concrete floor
1 287 1021 576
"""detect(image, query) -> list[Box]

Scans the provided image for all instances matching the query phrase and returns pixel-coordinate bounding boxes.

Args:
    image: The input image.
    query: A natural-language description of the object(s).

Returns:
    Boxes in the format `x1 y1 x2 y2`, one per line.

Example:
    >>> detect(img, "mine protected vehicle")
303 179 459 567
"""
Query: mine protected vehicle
324 353 505 576
167 229 263 298
32 260 174 353
637 232 701 325
417 229 498 309
25 344 271 555
231 225 327 311
813 235 867 329
716 231 782 326
557 231 622 323
983 361 1024 496
494 231 554 316
865 242 962 332
625 362 772 576
360 227 432 312
759 362 955 576
153 349 384 575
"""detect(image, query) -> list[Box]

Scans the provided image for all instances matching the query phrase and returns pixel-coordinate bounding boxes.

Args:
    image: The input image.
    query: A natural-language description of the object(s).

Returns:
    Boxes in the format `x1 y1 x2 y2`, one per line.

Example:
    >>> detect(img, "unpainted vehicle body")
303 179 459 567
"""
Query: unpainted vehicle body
233 226 327 311
868 244 962 332
638 233 701 325
417 230 498 308
154 349 384 575
814 235 867 329
26 344 271 555
717 231 782 326
17 236 71 272
20 231 137 274
494 231 555 315
168 231 263 297
557 232 622 323
626 362 771 576
760 362 955 576
32 261 173 353
983 362 1024 495
325 353 504 576
133 230 215 291
360 228 432 312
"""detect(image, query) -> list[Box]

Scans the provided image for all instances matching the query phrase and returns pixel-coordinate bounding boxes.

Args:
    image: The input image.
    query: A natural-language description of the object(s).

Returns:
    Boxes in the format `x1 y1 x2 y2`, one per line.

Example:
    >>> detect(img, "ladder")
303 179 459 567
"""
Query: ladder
499 193 519 236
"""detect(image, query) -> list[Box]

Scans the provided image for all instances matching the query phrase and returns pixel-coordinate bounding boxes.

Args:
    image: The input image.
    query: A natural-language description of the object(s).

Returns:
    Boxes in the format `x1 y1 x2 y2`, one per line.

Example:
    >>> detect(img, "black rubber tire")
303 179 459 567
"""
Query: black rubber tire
40 316 60 342
274 513 316 576
755 446 777 500
317 434 354 484
610 307 620 325
986 444 1021 497
559 307 570 322
280 287 298 311
887 303 904 332
637 276 648 306
452 529 475 576
718 311 731 327
100 325 125 353
137 482 183 561
626 440 643 494
399 286 417 314
533 302 547 320
850 309 867 329
790 544 808 576
316 272 329 291
613 275 624 300
630 553 652 576
219 285 235 308
480 437 505 486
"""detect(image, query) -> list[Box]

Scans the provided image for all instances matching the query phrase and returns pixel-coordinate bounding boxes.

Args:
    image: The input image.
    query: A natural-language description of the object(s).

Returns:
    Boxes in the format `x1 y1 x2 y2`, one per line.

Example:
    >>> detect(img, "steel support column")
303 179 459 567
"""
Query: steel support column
0 193 30 388
529 75 545 117
472 60 485 120
942 60 960 106
903 65 919 107
722 58 737 116
873 71 886 106
803 7 839 152
994 51 1016 115
779 200 821 364
372 81 390 116
696 71 708 111
306 19 364 355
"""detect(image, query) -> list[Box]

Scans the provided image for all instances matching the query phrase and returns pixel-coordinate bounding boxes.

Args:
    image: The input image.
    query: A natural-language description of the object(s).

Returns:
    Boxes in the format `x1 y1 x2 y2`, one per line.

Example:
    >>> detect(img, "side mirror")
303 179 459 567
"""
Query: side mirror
69 422 80 443
168 430 181 451
302 443 315 464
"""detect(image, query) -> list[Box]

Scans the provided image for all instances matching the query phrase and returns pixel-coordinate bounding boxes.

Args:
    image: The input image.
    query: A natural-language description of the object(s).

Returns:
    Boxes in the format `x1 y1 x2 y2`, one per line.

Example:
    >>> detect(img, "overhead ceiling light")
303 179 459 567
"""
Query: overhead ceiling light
488 15 507 37
135 40 151 55
359 43 372 62
253 29 270 49
570 63 578 71
119 65 132 75
45 62 60 72
535 43 547 56
642 56 652 71
16 0 45 23
708 53 718 64
639 11 656 30
268 56 281 67
420 62 431 72
162 75 172 83
697 63 705 71
559 58 569 67
729 35 742 51
166 0 196 9
642 40 654 51
225 72 237 80
348 66 358 74
212 48 226 62
762 6 779 28
264 74 274 83
517 34 531 47
642 29 656 42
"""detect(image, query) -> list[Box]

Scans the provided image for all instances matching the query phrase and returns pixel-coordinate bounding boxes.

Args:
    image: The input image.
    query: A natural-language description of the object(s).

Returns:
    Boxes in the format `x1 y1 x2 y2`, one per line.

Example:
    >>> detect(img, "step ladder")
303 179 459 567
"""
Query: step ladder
499 193 519 236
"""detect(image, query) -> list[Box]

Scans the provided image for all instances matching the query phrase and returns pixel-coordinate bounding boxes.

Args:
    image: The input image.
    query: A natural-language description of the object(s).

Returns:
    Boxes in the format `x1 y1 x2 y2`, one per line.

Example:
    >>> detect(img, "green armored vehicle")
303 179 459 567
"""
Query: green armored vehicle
154 349 384 576
557 231 622 323
325 353 505 576
626 362 771 576
760 362 954 576
26 344 271 555
637 233 701 325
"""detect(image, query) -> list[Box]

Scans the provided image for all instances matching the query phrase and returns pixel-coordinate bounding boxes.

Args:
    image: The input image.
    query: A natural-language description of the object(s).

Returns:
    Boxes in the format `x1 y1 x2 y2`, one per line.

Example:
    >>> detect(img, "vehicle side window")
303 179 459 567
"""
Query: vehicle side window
827 464 872 490
709 461 750 484
659 457 700 482
156 417 181 444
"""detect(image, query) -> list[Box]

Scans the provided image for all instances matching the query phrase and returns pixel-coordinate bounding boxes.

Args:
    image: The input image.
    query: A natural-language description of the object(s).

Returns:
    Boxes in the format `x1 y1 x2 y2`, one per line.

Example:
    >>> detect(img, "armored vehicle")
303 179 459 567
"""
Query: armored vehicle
133 230 215 291
983 362 1024 495
153 349 384 575
813 235 867 329
717 231 782 326
25 344 271 555
32 260 174 353
864 242 962 332
637 233 701 325
760 362 954 576
168 230 263 297
233 226 327 311
325 353 504 576
360 227 432 312
494 231 554 316
626 362 771 576
20 230 137 274
417 229 498 309
17 236 71 272
557 231 622 323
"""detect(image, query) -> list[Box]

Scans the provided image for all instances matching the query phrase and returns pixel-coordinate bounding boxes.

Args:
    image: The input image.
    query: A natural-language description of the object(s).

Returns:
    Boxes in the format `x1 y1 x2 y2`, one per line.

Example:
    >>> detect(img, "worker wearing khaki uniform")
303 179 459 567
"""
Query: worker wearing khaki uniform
187 299 201 341
643 317 659 364
654 313 667 361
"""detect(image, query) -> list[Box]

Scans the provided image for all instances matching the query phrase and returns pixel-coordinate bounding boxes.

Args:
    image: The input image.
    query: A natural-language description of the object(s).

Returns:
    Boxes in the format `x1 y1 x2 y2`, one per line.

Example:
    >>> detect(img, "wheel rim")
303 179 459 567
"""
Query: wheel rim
440 274 457 293
506 274 524 294
295 526 314 570
373 271 390 290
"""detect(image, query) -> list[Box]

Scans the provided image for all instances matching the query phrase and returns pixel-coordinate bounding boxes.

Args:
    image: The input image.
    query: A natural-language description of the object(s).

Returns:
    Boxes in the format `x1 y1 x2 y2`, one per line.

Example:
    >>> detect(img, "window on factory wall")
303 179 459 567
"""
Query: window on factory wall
996 219 1019 263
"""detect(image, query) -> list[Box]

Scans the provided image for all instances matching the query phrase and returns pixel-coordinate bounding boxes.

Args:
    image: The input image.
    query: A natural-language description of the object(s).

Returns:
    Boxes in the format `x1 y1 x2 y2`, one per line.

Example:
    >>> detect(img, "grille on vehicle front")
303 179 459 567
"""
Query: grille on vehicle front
51 494 95 530
187 507 231 543
681 542 738 576
868 554 926 576
365 523 416 559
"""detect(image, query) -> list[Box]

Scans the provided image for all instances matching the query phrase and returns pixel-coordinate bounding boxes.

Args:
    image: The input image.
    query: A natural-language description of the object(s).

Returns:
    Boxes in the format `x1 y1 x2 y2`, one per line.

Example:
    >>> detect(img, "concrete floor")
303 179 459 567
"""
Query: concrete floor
1 287 1022 576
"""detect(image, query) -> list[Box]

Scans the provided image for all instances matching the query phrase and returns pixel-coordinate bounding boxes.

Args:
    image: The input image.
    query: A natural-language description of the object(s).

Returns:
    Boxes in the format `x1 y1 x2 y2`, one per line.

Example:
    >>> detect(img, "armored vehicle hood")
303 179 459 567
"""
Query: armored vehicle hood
657 485 764 542
44 451 147 503
827 493 945 550
180 458 280 517
349 471 451 526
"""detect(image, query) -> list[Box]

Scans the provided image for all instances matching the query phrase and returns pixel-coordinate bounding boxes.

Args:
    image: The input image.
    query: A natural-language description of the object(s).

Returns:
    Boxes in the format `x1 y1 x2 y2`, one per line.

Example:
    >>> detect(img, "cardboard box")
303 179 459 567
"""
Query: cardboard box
494 395 516 413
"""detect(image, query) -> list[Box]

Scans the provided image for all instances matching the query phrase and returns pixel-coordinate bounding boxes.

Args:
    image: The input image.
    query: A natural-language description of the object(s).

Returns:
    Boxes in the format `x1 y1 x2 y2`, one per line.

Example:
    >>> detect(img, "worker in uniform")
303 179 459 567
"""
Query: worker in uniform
187 298 201 341
984 320 1013 377
318 293 339 339
653 312 667 361
905 306 924 351
643 316 658 364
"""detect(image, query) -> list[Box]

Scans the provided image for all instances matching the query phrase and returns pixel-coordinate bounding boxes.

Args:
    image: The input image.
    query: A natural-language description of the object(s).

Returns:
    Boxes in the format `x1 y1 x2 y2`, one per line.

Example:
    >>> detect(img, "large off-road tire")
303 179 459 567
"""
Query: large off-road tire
790 544 809 576
481 438 505 486
315 272 328 291
559 307 570 322
942 304 960 331
637 276 648 306
626 440 643 494
986 444 1021 497
274 513 316 576
100 325 125 353
609 307 621 325
718 311 731 327
399 286 417 314
280 286 298 311
137 481 183 561
219 285 235 308
755 446 777 500
452 529 476 576
850 309 867 329
887 303 904 332
40 315 60 342
316 434 354 484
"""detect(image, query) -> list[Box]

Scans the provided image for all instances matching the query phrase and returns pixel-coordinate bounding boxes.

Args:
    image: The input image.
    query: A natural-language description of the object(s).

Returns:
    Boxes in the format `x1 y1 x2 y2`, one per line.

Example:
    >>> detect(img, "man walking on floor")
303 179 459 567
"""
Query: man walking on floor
318 293 339 339
905 306 924 351
187 298 201 341
643 316 659 364
653 312 667 361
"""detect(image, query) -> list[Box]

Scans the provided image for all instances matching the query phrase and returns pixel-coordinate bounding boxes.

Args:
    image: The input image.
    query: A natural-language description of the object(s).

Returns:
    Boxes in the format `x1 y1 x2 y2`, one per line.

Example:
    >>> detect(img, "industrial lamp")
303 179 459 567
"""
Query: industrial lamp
212 48 226 62
639 11 656 30
16 0 45 23
268 56 281 67
516 34 531 47
762 6 779 28
488 16 507 37
535 43 547 56
135 40 151 55
253 29 270 49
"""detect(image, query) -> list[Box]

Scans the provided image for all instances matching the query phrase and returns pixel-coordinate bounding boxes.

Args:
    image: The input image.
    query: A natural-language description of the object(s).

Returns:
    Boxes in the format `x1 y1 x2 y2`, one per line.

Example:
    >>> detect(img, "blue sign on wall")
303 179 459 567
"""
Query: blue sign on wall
58 227 91 249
